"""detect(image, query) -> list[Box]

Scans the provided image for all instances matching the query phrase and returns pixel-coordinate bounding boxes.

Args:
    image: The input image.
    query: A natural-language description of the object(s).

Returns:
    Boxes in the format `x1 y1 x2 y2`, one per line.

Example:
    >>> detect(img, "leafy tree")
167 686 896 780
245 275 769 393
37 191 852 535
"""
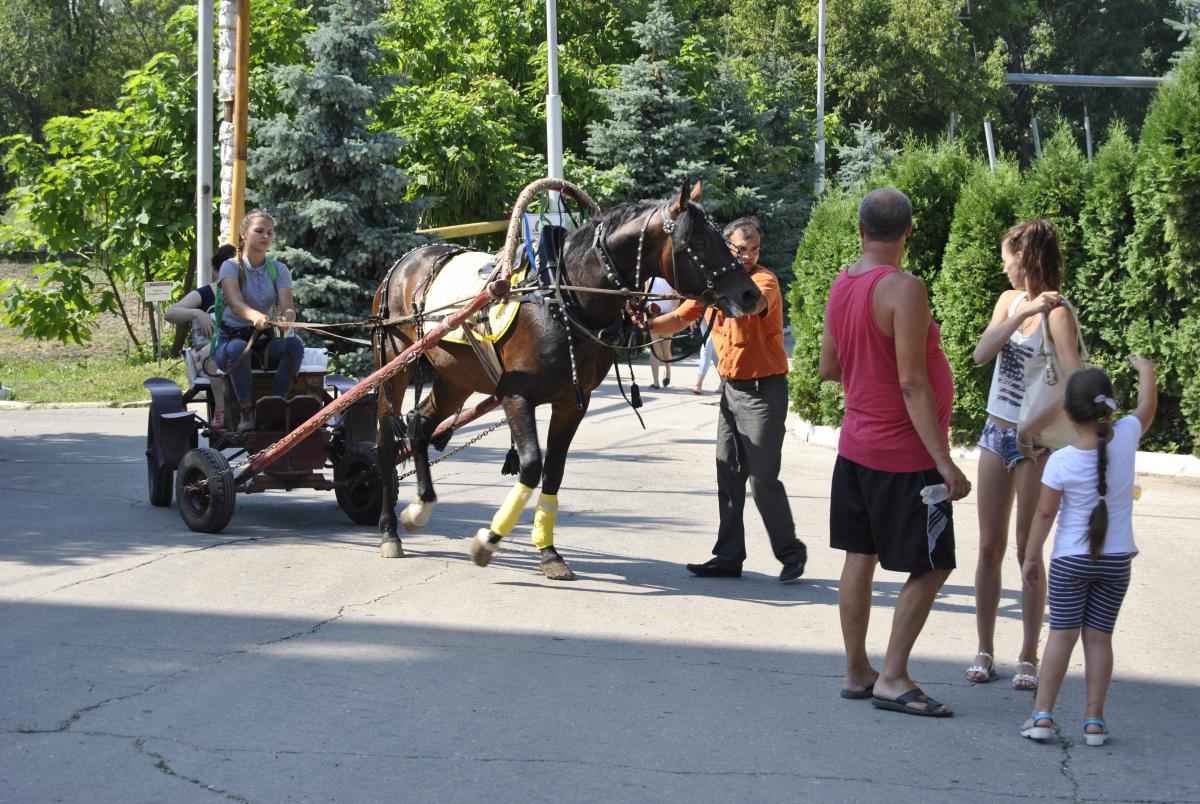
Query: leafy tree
932 159 1024 443
697 53 814 280
979 0 1177 160
0 0 183 143
249 0 424 373
812 0 1005 144
586 0 717 200
1 48 196 349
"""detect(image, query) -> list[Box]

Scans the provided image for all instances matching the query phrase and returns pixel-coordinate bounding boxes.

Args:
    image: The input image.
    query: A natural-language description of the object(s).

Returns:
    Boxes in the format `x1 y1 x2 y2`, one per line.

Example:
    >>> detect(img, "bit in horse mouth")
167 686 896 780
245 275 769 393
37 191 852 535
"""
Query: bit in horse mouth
705 292 744 319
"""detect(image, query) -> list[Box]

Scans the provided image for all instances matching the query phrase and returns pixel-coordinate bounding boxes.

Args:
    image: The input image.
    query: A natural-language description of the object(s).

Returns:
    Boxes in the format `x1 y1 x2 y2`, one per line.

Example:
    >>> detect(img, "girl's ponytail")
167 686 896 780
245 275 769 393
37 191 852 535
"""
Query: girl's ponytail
1065 367 1117 562
1087 417 1110 562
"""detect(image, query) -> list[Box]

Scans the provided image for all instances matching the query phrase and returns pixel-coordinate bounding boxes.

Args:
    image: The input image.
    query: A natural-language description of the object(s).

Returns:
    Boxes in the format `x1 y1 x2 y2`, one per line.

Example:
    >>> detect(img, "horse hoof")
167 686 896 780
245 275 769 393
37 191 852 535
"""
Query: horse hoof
400 500 435 532
540 558 576 581
379 539 404 559
469 528 499 567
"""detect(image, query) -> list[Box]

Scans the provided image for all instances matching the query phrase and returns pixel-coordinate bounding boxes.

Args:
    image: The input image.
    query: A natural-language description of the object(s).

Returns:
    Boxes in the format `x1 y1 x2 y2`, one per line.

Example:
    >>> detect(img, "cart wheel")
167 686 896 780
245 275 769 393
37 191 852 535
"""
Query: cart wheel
334 442 387 526
176 447 236 533
147 417 173 507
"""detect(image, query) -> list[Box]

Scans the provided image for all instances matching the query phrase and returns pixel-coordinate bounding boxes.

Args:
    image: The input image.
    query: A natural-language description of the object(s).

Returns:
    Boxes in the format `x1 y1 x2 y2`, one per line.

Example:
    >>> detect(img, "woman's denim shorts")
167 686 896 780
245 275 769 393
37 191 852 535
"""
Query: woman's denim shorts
977 419 1027 471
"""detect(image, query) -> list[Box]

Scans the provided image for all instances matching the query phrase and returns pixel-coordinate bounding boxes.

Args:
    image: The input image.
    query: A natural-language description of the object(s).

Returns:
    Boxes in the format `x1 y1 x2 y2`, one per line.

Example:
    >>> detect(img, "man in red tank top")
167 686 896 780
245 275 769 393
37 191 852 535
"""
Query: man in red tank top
820 188 971 717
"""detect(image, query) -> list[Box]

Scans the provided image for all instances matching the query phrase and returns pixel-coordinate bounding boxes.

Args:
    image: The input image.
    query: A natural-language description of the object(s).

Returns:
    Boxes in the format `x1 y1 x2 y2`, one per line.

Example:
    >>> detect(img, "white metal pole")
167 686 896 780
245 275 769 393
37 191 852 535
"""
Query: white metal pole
1084 105 1094 164
815 0 826 195
196 0 214 286
1031 116 1042 158
948 111 956 144
545 0 563 216
984 120 996 172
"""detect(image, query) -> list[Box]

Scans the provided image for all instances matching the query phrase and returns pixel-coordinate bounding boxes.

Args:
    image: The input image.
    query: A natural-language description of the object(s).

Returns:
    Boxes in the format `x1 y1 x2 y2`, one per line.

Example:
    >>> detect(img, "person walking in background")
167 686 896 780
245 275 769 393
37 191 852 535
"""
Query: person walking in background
966 221 1085 692
1019 357 1157 746
647 216 807 583
691 323 720 394
646 276 677 389
821 188 970 716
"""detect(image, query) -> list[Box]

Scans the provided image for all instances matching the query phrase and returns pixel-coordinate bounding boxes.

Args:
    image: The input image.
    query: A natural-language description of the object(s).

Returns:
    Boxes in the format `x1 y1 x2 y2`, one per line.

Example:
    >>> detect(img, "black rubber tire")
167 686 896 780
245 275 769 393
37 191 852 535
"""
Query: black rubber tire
334 442 387 526
176 447 236 533
147 416 173 507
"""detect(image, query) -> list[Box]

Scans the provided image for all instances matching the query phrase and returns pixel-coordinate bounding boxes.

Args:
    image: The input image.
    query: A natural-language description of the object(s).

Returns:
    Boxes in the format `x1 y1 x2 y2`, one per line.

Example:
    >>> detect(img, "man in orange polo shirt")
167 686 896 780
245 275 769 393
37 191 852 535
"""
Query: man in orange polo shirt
647 217 807 583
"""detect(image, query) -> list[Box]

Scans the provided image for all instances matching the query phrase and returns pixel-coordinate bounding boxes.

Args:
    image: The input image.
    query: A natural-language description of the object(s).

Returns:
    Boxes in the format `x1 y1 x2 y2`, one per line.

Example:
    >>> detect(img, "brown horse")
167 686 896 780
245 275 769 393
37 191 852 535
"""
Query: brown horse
370 181 764 579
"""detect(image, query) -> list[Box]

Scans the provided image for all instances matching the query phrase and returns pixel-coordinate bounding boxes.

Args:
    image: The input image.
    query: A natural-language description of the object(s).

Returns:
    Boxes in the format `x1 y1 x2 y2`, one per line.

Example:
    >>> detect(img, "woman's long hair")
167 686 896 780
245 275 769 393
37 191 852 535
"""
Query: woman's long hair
1063 367 1117 561
1004 220 1062 295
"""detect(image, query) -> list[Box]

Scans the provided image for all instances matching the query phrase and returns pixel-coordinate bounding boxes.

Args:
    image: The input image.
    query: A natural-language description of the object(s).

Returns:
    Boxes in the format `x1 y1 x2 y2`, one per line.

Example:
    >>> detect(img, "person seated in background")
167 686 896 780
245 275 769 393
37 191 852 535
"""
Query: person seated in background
164 244 236 428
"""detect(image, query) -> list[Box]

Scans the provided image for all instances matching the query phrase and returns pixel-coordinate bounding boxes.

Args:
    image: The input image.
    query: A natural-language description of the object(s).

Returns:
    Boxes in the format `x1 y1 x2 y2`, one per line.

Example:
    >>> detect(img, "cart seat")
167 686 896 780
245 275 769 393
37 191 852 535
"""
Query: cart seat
183 348 211 390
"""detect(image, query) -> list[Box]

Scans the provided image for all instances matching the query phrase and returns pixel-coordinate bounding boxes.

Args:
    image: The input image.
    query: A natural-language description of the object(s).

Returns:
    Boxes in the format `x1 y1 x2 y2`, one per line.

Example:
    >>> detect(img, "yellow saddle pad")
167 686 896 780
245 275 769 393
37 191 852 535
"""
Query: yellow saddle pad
420 250 526 345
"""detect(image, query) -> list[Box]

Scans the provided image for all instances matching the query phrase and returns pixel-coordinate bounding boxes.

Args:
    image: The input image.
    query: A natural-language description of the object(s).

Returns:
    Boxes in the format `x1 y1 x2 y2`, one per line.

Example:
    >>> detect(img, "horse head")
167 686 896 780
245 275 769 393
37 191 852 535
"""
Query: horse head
661 179 765 319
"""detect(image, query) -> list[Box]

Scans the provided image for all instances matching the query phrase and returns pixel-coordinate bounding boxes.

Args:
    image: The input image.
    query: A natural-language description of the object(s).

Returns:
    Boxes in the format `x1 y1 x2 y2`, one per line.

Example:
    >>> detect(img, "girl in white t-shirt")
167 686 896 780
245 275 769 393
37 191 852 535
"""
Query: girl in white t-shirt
1019 357 1157 746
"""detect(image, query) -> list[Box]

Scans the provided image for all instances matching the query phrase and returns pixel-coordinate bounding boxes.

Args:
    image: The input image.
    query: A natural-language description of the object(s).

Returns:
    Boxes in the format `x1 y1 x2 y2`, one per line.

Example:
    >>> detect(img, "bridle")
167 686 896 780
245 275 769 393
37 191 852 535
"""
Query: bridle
590 202 741 309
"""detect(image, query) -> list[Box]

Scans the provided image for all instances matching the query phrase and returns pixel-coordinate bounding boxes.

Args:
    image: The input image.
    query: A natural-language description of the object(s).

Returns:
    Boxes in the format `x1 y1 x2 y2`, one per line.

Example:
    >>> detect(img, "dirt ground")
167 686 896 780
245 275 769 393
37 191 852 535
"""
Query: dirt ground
0 261 154 360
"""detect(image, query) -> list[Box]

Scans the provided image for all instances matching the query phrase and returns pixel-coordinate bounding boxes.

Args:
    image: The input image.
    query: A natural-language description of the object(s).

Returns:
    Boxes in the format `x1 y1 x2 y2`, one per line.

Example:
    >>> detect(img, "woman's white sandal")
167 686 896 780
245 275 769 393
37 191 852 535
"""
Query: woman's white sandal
965 651 997 683
1012 659 1039 691
1083 717 1109 746
1021 712 1056 742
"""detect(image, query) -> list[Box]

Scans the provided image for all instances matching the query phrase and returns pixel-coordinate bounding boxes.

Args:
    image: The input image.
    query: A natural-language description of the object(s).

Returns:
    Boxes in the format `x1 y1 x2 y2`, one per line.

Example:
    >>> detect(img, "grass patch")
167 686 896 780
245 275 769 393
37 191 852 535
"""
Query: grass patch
0 354 186 403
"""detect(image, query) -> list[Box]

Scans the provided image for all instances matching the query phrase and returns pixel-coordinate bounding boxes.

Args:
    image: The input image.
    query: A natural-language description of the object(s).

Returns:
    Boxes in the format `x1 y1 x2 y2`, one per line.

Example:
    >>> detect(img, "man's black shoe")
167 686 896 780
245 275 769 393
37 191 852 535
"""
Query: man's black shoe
686 559 742 578
779 561 806 583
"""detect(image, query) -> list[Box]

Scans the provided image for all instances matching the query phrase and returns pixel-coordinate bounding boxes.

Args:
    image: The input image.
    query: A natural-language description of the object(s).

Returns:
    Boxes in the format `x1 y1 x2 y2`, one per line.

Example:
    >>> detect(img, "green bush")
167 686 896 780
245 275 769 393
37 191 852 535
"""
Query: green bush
1124 51 1200 452
787 141 974 425
882 138 973 284
931 159 1023 444
787 188 860 425
1077 124 1138 391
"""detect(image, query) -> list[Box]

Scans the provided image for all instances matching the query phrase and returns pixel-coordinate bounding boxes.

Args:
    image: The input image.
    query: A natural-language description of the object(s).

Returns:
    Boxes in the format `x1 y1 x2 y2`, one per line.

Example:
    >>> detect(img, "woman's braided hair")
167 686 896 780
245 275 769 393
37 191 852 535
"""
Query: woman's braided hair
1004 219 1062 295
1063 367 1116 561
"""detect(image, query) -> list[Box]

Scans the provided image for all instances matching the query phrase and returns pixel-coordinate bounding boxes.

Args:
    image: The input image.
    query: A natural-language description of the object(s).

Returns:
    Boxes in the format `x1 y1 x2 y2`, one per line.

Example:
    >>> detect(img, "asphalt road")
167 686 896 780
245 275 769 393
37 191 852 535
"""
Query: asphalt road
2 368 1198 803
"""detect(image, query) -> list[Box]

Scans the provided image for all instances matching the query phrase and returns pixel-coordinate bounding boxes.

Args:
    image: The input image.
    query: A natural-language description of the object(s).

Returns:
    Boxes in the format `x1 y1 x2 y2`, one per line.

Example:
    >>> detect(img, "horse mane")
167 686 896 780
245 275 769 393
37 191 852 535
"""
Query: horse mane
562 201 659 266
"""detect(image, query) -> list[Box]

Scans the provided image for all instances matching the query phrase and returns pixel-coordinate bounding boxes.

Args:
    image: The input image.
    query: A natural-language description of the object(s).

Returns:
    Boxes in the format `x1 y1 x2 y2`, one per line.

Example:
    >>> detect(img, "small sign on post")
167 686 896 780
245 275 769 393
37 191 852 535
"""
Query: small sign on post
144 282 174 366
143 281 174 302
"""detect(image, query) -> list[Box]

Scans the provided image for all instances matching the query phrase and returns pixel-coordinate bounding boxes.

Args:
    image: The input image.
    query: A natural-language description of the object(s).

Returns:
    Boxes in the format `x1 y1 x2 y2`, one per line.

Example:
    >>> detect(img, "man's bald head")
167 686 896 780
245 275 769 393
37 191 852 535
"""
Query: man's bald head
858 188 912 243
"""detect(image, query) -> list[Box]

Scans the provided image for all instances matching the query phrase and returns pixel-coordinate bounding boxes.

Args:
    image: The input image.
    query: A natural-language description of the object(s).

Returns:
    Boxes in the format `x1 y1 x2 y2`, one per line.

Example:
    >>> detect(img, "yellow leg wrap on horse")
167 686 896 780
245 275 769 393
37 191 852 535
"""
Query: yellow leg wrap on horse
530 493 559 550
489 482 535 537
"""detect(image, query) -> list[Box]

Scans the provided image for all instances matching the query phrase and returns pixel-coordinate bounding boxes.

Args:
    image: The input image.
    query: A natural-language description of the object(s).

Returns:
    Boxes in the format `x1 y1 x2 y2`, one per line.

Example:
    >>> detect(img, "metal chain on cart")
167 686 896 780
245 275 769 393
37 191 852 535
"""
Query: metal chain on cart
397 417 509 481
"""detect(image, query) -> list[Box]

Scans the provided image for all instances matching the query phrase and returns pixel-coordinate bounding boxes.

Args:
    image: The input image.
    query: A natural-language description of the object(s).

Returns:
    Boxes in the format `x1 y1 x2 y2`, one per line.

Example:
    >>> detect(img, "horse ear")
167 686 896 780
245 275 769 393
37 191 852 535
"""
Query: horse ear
668 177 689 215
690 179 703 202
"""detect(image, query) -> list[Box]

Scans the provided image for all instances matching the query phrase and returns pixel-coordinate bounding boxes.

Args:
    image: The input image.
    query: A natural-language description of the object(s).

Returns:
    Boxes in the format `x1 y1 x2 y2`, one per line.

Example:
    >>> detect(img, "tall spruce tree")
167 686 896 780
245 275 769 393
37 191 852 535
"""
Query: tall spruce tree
248 0 423 371
702 54 814 281
585 0 716 200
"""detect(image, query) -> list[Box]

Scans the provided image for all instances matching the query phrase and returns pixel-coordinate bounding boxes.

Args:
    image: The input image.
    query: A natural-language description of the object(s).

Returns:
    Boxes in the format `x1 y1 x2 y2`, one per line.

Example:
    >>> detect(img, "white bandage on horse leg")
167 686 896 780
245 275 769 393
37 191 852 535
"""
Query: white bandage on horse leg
400 500 436 532
530 493 558 550
489 481 535 537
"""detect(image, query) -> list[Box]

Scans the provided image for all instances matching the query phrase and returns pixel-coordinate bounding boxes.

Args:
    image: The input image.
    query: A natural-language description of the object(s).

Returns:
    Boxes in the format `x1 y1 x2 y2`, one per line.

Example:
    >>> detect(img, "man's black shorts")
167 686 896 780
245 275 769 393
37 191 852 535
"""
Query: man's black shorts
829 455 956 573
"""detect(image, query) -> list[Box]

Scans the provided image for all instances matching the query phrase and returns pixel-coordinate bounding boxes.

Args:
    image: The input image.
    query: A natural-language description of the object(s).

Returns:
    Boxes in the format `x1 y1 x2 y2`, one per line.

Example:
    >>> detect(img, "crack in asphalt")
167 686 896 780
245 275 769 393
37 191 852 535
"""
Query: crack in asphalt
134 737 249 802
6 563 456 735
1055 728 1083 803
4 730 1188 803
